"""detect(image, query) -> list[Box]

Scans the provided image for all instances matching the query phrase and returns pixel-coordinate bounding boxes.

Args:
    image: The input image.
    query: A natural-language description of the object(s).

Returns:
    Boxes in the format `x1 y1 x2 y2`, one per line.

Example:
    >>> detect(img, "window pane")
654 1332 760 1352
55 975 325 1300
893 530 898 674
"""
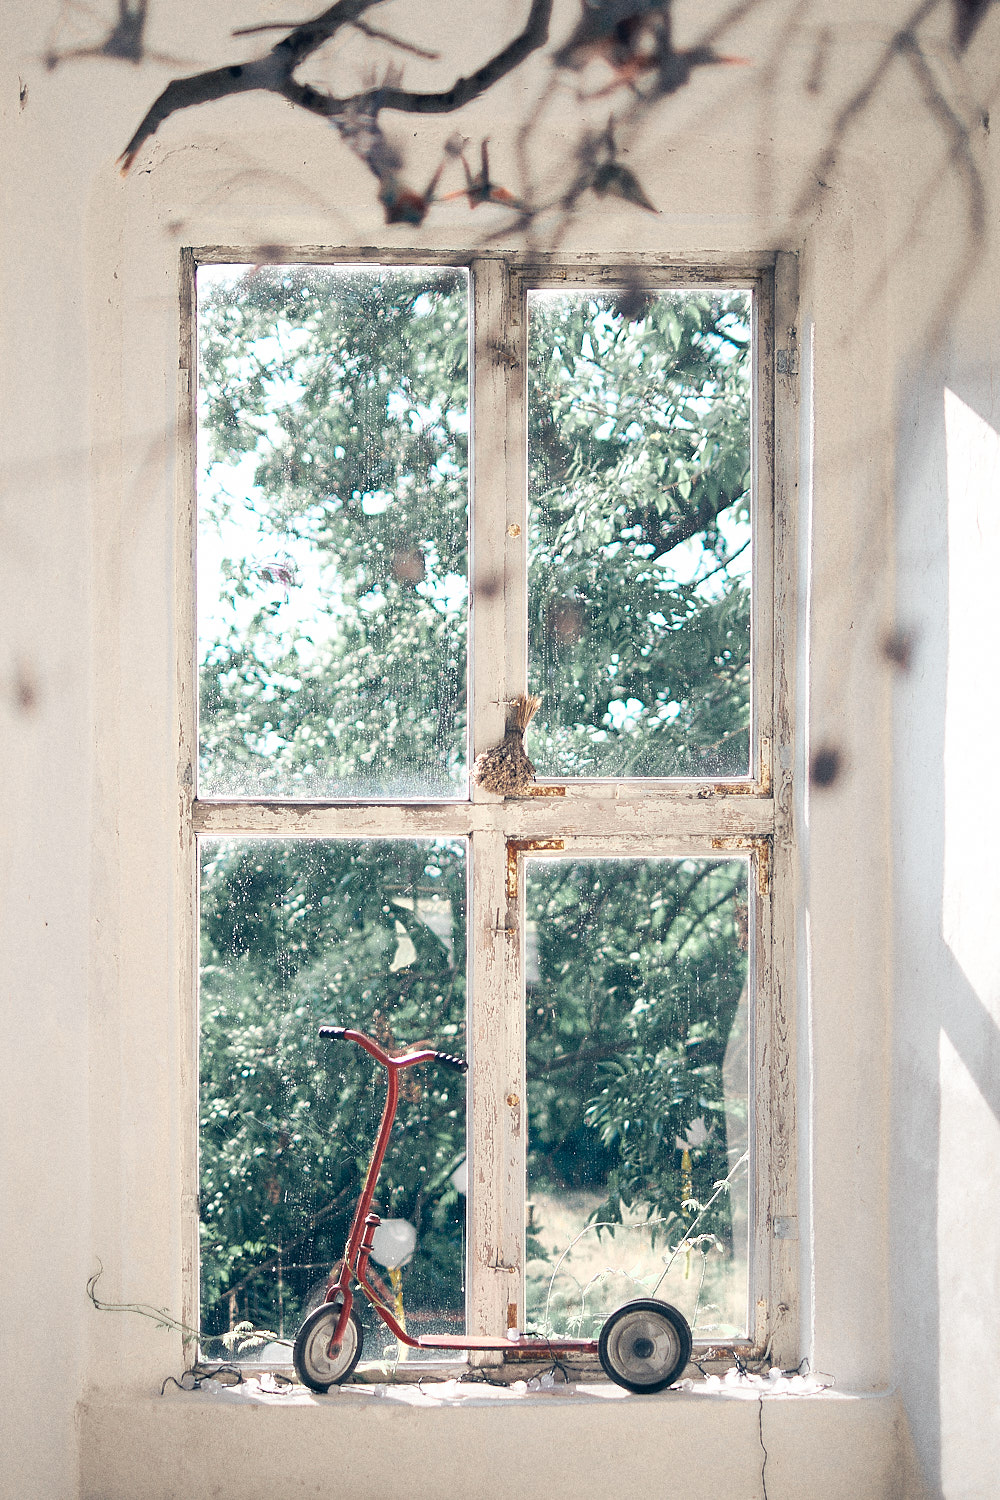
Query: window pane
528 290 752 778
199 838 467 1363
524 857 750 1341
197 265 469 799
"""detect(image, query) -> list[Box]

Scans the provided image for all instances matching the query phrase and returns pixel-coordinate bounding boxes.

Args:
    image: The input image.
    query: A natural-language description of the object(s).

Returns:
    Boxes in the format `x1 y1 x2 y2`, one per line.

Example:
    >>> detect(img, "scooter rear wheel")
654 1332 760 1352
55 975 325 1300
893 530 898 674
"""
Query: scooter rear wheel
598 1299 692 1393
293 1297 365 1392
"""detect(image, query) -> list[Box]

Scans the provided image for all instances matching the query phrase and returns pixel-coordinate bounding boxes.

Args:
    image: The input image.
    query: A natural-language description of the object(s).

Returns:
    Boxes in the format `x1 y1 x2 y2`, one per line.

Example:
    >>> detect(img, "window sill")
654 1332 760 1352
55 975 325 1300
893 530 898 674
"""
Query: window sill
171 1368 837 1407
80 1382 921 1500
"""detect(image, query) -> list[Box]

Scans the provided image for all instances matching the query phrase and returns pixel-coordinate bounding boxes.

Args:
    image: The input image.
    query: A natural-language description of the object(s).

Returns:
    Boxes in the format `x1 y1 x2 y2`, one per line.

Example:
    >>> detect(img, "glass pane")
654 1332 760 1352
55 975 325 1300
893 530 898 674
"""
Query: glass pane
524 857 750 1342
199 838 467 1364
528 289 752 778
197 265 469 799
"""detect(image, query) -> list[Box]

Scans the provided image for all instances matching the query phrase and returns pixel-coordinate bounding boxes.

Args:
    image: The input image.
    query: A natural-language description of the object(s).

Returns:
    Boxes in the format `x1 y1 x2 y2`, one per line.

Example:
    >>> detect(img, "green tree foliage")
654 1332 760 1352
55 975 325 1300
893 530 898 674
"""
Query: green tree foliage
524 857 748 1336
197 268 753 1351
528 289 751 776
199 838 467 1347
198 265 469 799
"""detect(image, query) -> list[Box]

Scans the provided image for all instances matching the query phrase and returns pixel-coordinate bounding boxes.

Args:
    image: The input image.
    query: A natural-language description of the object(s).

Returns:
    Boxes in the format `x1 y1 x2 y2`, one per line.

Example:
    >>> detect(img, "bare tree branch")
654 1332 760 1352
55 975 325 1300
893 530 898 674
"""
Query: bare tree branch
45 0 188 70
233 17 440 60
791 0 942 220
627 479 748 559
348 19 440 59
953 0 995 49
529 1036 638 1076
895 29 987 346
897 29 985 242
119 0 552 172
210 1183 353 1305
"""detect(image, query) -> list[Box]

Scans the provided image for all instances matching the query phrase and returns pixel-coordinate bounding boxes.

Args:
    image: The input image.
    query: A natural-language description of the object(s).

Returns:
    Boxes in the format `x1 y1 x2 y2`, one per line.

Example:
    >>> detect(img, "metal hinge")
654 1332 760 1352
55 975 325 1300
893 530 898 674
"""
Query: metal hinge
776 329 799 376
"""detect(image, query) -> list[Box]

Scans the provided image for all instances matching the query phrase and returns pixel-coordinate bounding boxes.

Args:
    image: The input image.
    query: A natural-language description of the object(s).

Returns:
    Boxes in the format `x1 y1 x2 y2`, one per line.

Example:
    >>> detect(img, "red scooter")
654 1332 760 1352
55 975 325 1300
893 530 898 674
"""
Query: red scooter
292 1026 693 1394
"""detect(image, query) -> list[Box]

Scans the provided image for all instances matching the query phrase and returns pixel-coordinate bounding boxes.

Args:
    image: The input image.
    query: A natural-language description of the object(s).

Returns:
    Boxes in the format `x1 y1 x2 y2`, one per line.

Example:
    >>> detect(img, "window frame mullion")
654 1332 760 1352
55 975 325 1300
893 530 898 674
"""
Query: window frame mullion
470 257 518 771
467 828 525 1342
468 257 529 1341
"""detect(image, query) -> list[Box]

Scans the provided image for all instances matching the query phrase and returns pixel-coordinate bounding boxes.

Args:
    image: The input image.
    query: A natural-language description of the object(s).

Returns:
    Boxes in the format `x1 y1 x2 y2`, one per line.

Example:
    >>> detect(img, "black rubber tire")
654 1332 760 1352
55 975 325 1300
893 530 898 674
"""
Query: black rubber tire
292 1298 365 1392
598 1299 692 1393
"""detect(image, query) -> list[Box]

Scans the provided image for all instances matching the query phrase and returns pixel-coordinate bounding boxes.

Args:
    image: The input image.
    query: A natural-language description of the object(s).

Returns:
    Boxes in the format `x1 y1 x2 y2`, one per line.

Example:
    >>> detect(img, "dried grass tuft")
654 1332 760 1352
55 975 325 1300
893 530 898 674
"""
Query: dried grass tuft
473 694 540 795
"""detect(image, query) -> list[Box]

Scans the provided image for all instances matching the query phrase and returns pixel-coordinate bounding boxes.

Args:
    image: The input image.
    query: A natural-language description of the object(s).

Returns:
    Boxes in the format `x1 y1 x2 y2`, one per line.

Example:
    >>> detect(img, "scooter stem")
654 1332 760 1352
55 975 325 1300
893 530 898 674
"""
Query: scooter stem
343 1062 400 1271
318 1028 467 1355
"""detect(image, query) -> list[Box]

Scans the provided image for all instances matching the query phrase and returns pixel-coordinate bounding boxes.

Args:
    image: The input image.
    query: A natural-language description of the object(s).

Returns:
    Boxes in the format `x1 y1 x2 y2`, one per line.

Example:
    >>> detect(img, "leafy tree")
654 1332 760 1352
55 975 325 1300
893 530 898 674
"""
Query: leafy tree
198 265 469 799
199 838 467 1348
196 265 753 1352
524 857 748 1337
528 289 751 777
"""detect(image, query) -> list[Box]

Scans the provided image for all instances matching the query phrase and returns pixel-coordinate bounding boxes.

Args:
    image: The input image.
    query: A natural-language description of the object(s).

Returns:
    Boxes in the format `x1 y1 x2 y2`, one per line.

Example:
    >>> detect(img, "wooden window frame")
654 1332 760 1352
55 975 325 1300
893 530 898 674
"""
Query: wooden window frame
178 248 800 1369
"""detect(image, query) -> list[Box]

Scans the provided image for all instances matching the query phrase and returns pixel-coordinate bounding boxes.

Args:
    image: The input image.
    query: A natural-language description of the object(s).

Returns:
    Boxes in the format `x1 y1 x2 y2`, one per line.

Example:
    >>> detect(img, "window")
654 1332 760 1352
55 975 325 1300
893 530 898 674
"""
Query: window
184 253 795 1370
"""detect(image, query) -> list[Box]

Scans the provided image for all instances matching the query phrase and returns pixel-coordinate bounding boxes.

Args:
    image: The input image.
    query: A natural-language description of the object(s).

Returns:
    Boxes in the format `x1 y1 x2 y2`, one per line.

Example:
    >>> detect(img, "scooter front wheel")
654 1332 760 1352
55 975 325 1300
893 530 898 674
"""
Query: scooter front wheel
598 1299 692 1393
293 1298 365 1392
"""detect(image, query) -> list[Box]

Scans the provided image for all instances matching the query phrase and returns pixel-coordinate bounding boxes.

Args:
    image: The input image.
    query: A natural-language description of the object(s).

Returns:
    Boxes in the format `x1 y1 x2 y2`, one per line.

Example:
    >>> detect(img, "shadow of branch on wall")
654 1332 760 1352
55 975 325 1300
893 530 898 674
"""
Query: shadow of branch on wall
35 0 997 356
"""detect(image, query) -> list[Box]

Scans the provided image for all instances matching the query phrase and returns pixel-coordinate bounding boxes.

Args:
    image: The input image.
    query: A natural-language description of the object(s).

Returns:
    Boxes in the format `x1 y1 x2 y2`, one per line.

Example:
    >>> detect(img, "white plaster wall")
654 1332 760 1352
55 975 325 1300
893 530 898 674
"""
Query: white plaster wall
2 1 998 1496
892 263 1000 1495
1 13 99 1497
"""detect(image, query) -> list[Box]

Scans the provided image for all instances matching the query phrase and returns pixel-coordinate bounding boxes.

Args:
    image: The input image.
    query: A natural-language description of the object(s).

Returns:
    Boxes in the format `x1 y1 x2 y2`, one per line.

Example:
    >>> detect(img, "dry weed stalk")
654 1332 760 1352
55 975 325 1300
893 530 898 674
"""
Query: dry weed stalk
473 694 540 795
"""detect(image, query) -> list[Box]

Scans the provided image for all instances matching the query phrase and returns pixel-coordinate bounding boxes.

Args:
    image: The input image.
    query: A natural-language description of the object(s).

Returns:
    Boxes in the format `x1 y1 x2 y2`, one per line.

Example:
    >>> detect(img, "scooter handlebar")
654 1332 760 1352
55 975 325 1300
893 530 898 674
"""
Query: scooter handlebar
433 1050 468 1074
319 1026 468 1073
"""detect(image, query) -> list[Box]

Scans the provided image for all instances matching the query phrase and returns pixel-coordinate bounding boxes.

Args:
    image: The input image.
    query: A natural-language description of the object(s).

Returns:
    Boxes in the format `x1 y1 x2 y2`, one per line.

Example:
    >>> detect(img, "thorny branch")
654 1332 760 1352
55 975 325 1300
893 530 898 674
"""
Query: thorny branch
649 1153 749 1291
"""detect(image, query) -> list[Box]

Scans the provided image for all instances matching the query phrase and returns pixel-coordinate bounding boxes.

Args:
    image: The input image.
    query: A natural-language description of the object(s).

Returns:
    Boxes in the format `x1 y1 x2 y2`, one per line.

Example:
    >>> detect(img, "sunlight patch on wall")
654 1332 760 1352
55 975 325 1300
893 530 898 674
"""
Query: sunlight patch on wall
937 1028 1000 1494
943 388 1000 999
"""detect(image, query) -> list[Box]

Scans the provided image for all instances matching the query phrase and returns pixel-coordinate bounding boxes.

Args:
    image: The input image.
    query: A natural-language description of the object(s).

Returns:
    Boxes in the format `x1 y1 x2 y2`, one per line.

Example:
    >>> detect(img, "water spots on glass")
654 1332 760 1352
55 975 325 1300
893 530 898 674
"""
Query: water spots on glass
527 289 752 779
523 856 750 1340
197 264 469 799
198 838 467 1360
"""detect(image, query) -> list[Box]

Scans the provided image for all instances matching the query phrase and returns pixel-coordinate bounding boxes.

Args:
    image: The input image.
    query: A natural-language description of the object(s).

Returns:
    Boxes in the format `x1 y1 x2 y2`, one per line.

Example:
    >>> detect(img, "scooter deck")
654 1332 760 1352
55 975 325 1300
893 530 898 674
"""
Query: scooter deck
415 1333 599 1352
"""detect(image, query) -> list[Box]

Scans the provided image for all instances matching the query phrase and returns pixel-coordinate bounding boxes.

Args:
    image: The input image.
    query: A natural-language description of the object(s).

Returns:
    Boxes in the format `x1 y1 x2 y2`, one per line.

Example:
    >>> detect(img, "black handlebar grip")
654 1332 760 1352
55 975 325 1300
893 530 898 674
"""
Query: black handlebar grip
434 1050 469 1073
318 1025 348 1040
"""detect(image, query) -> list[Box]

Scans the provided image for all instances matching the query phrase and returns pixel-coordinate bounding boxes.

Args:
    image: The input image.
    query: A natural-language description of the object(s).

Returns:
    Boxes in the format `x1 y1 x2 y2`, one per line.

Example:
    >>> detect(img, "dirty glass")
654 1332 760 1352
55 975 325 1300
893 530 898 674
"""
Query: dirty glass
528 289 752 778
199 838 467 1364
524 857 750 1341
197 265 469 799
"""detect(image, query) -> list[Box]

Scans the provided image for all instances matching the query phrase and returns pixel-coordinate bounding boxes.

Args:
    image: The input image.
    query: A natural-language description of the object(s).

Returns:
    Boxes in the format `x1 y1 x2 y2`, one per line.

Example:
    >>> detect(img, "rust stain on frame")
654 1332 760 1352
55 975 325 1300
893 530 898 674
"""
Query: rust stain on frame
757 838 771 896
709 834 771 896
697 770 771 798
758 748 773 798
505 838 565 904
